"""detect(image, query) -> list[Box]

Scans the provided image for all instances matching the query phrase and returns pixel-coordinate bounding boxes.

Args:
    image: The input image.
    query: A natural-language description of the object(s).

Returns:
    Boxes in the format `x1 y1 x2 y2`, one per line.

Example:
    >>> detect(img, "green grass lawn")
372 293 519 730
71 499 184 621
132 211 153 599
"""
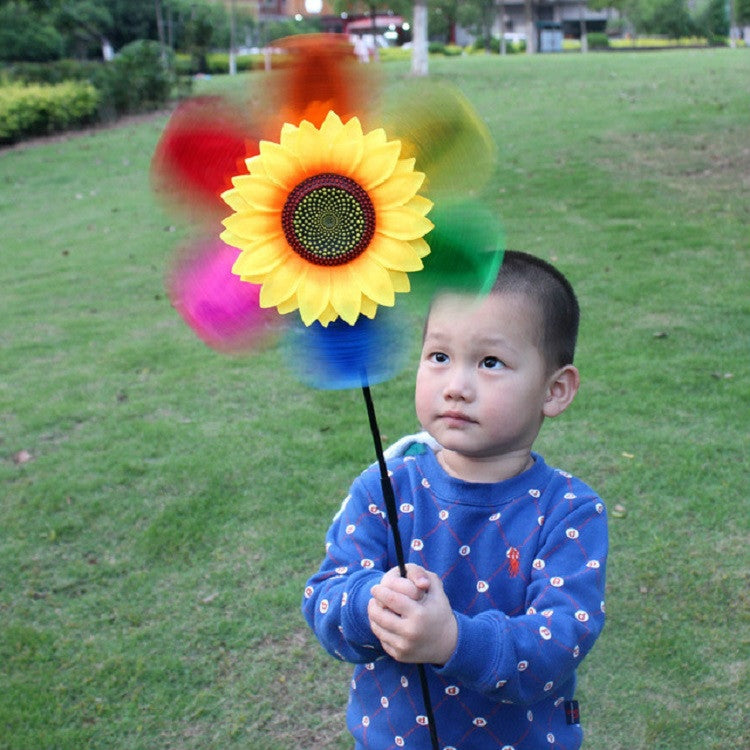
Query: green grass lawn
1 49 748 749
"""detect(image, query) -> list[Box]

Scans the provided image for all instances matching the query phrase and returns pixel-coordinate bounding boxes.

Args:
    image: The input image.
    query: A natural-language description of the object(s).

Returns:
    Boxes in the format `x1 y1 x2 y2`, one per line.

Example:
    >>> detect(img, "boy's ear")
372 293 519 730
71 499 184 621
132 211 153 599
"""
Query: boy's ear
543 365 580 418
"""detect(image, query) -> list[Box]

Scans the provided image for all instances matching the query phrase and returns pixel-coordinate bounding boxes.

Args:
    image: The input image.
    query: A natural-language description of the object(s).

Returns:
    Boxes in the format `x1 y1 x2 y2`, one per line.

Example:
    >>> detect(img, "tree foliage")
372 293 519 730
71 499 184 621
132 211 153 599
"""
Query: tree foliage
639 0 694 36
453 0 497 48
0 0 239 63
589 0 735 38
735 0 750 24
0 2 63 62
696 0 729 38
428 0 459 42
55 1 114 58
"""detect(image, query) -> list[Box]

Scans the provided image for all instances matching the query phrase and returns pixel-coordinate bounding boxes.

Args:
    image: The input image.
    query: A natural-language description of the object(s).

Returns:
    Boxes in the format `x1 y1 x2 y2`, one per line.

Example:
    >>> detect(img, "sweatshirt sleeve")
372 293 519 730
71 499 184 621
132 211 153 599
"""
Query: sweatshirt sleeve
435 490 608 705
302 468 392 663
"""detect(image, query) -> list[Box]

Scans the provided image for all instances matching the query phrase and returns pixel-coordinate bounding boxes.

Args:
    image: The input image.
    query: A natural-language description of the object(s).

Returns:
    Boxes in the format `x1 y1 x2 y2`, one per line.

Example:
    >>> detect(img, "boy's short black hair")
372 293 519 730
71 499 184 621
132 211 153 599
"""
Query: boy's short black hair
492 250 580 370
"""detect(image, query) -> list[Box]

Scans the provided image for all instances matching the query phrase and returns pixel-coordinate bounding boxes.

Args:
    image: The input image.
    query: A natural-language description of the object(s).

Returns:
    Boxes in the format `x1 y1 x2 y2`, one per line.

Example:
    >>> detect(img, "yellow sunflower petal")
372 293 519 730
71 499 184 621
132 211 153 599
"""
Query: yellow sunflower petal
229 174 285 211
297 266 332 326
258 256 305 308
389 270 411 293
231 238 289 276
258 140 302 190
317 304 338 327
330 138 364 177
392 157 416 175
349 255 395 307
296 119 330 175
405 194 434 217
339 116 364 139
329 116 365 174
369 171 425 210
239 272 270 284
410 237 431 258
276 296 299 315
367 233 424 272
360 295 378 319
221 188 253 213
223 211 280 240
278 122 300 152
220 228 249 252
319 110 346 139
362 127 386 148
329 266 362 324
244 154 263 173
355 139 402 190
377 207 434 241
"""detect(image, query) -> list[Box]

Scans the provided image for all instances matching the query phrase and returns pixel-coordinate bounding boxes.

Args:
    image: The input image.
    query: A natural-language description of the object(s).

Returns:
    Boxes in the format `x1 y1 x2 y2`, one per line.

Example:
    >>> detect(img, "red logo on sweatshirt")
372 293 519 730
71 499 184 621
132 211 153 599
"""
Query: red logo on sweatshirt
507 547 520 577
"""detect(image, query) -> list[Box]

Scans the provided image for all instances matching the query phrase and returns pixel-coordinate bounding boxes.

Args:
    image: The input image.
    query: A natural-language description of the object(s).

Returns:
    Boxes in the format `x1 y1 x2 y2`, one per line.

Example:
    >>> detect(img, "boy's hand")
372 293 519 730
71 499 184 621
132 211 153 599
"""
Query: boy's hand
368 563 457 665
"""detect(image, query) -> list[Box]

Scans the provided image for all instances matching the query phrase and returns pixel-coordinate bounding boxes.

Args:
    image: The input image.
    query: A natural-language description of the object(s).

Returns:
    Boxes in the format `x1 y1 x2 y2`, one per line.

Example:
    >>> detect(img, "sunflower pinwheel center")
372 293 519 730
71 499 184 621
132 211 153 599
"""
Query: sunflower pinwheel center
281 173 376 266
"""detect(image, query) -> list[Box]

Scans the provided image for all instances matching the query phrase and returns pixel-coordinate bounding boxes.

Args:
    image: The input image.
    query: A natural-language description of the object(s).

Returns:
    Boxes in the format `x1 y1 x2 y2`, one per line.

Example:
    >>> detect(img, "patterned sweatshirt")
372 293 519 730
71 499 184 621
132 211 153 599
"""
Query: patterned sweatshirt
303 445 608 750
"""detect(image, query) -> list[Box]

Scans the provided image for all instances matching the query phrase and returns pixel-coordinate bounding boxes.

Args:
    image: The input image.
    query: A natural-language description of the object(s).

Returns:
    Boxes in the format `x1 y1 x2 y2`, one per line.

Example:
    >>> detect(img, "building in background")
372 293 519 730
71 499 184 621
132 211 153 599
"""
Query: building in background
236 1 612 51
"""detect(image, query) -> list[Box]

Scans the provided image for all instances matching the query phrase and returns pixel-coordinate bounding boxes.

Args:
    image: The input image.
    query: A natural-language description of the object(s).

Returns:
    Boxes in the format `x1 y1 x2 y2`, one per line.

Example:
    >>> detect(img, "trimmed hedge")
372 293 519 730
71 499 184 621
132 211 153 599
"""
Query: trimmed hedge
206 53 260 74
587 32 610 49
377 47 412 62
1 39 176 141
0 80 99 143
177 51 293 75
469 38 526 54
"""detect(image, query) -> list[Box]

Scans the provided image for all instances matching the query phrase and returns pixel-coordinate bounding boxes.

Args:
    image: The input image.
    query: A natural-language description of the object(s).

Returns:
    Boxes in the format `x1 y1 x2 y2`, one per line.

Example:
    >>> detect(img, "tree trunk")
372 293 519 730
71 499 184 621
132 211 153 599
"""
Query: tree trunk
524 0 536 54
229 0 237 75
411 0 429 77
369 3 380 61
499 0 507 55
154 0 168 64
579 3 588 52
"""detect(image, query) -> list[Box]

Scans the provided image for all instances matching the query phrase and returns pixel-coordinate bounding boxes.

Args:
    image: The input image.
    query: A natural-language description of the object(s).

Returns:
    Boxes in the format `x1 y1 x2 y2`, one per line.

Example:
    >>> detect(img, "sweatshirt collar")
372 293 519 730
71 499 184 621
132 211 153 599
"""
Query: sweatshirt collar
415 449 552 507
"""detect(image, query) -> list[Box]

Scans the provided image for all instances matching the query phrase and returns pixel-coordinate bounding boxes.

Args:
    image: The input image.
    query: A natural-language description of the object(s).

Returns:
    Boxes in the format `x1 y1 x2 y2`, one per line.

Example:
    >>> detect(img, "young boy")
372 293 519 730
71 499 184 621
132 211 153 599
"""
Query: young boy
303 251 608 750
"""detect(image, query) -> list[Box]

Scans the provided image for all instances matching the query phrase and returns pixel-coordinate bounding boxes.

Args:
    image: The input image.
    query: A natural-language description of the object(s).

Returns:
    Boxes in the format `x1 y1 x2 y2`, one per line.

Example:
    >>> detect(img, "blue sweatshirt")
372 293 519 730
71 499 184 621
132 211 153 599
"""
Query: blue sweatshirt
303 446 608 749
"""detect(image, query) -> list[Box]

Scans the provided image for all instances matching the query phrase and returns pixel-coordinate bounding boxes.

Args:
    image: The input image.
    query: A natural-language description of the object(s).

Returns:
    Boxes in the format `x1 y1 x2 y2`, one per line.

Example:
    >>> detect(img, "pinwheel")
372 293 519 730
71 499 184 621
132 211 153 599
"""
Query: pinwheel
152 34 503 748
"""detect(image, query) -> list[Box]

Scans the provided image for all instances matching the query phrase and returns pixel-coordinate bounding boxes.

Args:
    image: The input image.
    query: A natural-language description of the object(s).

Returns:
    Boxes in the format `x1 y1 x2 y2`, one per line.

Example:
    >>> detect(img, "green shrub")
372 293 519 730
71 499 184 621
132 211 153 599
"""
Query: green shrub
5 59 104 86
205 53 258 75
467 37 525 54
377 47 411 62
706 34 729 46
5 41 176 121
472 37 500 53
174 53 193 76
0 81 99 143
96 40 174 119
427 42 462 56
587 32 610 49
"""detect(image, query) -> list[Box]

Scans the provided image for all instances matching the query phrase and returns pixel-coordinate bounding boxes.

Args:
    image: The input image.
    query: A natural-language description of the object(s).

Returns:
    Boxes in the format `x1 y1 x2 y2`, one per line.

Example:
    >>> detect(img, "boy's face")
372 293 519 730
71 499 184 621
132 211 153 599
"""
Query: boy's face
415 291 554 471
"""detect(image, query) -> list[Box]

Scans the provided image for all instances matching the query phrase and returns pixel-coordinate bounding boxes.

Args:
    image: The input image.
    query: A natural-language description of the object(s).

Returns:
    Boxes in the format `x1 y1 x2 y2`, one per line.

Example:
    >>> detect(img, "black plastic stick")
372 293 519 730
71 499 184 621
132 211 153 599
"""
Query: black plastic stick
361 385 440 750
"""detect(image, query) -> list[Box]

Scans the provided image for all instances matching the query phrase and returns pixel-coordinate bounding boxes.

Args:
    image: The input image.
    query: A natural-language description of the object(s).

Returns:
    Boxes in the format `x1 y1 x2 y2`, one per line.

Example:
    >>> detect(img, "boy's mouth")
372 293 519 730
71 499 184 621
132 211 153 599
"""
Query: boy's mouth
440 410 475 424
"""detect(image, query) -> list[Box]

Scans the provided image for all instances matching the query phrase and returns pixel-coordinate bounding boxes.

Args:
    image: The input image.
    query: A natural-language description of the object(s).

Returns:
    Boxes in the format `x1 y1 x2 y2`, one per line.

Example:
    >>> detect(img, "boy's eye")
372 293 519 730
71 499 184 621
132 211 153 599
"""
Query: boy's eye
429 352 449 364
480 356 505 370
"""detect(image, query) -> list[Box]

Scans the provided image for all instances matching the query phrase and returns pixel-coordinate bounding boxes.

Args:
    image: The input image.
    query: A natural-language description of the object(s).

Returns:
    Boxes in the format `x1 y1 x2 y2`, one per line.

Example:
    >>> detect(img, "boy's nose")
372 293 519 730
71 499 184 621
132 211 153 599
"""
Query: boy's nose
443 367 474 401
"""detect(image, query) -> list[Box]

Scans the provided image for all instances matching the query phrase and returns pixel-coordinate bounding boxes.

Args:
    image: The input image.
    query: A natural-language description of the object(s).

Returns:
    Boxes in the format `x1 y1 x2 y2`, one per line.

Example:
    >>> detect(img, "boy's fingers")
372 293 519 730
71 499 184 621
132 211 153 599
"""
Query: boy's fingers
373 575 423 601
371 584 411 614
370 584 423 617
404 563 431 590
368 597 405 635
